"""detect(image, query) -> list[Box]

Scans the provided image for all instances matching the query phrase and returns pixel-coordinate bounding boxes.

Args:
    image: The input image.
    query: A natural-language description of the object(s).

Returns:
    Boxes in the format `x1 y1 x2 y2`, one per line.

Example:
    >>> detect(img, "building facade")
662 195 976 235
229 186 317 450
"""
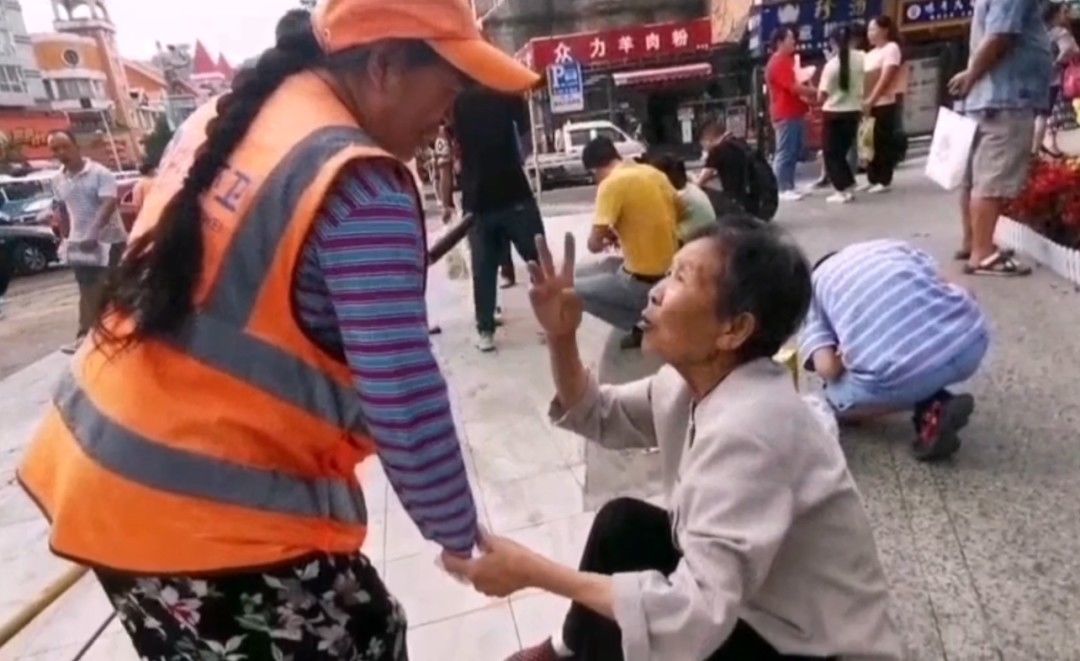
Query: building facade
0 0 47 108
31 0 144 167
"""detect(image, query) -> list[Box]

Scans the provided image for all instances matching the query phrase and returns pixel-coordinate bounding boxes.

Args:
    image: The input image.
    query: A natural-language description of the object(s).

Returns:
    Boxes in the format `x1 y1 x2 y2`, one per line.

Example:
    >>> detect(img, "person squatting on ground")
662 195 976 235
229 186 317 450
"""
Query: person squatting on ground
576 136 680 351
800 240 990 462
445 221 904 661
818 24 866 204
48 130 128 355
454 83 545 352
949 0 1052 276
17 1 540 658
644 153 717 242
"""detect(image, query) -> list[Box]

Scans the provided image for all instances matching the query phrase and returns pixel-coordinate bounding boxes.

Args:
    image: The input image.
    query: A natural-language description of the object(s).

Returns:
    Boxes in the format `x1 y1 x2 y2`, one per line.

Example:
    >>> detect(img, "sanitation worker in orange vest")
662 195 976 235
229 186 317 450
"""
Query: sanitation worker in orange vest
17 1 538 657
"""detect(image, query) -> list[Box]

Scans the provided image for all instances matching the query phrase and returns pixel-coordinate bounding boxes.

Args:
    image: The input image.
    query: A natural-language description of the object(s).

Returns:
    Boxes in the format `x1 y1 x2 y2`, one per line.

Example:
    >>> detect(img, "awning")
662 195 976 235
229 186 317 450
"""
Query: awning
612 63 713 87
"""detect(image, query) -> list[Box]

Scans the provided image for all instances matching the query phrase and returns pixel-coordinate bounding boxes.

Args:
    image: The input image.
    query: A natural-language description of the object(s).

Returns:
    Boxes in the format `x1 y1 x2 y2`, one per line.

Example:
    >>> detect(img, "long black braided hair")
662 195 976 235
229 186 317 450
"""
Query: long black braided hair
96 10 440 346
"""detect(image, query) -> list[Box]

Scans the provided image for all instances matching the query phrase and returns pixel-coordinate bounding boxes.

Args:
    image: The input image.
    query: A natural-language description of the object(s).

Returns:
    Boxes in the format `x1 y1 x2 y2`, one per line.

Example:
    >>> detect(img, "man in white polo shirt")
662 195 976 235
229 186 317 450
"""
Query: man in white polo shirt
49 130 128 353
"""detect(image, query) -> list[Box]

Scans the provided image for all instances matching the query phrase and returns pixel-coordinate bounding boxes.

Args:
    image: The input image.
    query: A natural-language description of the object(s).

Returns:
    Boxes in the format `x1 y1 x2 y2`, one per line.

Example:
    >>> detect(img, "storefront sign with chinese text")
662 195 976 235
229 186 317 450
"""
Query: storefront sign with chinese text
749 0 884 57
0 111 71 161
898 0 974 31
528 18 713 71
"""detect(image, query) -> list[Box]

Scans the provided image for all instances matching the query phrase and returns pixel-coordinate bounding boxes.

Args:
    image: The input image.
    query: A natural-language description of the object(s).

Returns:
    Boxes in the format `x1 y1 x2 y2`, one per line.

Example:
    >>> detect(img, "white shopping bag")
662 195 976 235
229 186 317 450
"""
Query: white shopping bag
436 212 471 282
925 107 978 191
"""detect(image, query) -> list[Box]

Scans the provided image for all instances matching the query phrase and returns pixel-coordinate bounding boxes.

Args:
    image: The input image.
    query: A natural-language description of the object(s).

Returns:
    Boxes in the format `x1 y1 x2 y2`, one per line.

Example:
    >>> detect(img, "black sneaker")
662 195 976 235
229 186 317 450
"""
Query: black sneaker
913 392 975 462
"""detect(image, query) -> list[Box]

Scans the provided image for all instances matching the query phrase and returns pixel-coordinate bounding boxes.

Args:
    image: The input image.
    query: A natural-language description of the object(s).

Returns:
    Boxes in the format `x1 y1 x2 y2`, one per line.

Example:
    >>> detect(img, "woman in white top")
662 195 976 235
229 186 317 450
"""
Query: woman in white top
818 25 865 203
862 15 906 193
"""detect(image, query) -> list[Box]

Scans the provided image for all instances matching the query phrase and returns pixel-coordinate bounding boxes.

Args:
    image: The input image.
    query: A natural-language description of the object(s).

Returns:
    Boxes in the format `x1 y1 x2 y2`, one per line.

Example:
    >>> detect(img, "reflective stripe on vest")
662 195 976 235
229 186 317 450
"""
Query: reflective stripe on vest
206 126 377 324
54 371 366 525
171 313 366 433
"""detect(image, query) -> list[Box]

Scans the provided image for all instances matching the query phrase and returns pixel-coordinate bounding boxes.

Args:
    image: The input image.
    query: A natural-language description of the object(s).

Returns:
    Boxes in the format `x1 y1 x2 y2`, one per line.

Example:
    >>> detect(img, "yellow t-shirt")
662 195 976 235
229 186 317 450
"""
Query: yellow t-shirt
594 162 679 277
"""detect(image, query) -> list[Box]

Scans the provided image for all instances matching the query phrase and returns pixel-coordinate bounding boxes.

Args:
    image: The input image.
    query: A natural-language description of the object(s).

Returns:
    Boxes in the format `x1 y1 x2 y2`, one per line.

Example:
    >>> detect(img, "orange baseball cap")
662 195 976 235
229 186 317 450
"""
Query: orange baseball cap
312 0 540 93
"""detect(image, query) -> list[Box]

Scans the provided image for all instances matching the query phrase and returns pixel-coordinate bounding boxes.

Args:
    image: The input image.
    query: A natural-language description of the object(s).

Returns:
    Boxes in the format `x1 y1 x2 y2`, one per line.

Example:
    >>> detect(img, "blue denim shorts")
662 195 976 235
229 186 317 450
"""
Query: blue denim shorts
825 333 989 412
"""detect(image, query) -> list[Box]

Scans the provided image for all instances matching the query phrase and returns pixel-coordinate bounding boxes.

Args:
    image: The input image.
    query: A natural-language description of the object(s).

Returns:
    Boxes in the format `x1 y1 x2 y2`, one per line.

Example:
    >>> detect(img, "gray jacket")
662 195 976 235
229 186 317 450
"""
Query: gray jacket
551 358 904 661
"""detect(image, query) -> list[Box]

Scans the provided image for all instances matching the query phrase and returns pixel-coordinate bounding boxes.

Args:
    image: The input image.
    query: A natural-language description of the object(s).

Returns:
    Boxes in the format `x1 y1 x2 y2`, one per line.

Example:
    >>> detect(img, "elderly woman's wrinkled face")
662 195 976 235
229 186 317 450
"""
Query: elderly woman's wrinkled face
343 46 469 160
638 238 751 365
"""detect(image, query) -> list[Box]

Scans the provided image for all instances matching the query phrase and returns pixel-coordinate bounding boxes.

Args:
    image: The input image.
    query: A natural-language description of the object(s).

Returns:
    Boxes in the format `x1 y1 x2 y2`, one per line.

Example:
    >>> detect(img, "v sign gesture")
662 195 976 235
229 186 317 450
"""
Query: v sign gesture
527 233 583 340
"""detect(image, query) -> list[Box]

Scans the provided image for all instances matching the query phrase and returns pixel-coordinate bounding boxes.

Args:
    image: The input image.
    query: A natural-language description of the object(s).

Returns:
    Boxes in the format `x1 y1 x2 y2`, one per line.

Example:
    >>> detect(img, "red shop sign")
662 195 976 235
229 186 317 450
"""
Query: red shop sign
526 18 714 71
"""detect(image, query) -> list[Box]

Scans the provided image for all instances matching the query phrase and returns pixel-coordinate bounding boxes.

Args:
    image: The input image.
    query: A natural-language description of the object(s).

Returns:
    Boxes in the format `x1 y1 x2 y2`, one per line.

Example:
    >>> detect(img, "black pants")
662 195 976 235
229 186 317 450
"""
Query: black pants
562 498 834 661
822 111 861 192
467 199 544 334
867 103 903 186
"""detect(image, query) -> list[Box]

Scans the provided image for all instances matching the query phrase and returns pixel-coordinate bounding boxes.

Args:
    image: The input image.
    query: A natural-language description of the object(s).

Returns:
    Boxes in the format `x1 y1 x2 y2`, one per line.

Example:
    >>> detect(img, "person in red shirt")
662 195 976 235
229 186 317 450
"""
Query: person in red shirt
766 27 816 201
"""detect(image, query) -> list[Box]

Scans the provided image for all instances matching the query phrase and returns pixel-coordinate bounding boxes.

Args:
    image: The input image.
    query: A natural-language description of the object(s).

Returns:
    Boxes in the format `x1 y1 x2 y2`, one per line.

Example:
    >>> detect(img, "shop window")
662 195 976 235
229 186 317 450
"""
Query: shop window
0 30 14 56
43 79 54 100
0 65 25 93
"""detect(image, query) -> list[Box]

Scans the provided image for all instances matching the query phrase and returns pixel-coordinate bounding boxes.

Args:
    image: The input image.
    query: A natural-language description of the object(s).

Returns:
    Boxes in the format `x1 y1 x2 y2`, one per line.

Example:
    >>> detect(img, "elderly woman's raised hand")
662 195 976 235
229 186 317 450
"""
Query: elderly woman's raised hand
527 233 583 339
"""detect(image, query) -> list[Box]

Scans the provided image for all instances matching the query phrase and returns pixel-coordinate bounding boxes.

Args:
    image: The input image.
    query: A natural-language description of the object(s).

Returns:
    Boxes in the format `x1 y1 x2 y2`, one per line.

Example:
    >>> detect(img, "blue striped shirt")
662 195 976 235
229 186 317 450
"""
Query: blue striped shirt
293 160 477 555
799 240 988 391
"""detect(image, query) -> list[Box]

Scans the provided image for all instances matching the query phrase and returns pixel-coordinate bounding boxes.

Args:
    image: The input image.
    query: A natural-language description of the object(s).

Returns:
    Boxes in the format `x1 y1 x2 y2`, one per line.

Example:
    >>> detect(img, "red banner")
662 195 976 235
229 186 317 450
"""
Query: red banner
526 18 714 71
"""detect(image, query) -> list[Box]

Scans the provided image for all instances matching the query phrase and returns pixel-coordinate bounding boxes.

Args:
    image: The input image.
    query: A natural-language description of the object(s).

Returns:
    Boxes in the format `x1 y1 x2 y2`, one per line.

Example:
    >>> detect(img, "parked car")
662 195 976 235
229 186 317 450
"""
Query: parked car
0 193 54 226
0 223 61 275
525 120 646 190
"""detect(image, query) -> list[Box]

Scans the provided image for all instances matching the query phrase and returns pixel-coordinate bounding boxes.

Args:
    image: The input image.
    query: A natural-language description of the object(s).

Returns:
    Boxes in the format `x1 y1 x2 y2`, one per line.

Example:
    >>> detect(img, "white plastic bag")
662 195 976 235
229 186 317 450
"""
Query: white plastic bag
436 212 470 282
60 240 108 267
925 107 978 191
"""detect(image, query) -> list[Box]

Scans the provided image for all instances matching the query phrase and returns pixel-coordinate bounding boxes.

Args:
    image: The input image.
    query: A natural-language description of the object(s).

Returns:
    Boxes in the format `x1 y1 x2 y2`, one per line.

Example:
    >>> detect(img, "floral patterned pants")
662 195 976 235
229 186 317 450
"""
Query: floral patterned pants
96 553 408 661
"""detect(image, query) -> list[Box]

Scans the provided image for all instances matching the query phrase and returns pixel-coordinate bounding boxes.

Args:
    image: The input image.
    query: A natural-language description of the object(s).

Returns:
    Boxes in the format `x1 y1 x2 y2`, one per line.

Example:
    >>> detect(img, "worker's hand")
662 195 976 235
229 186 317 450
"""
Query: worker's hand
528 233 583 340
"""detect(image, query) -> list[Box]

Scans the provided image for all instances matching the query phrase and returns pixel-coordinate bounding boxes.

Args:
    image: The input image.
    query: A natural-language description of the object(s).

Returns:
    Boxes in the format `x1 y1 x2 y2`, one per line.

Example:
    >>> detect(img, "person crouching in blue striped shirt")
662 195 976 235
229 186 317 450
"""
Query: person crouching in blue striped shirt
799 240 990 461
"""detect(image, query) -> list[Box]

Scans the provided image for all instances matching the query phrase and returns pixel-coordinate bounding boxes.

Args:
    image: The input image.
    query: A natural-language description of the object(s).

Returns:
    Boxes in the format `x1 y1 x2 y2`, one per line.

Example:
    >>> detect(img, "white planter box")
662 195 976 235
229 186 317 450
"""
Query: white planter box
995 216 1080 287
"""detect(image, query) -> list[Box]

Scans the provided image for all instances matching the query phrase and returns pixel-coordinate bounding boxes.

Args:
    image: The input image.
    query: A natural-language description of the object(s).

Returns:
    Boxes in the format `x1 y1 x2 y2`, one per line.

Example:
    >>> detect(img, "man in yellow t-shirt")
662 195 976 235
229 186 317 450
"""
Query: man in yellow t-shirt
576 137 679 349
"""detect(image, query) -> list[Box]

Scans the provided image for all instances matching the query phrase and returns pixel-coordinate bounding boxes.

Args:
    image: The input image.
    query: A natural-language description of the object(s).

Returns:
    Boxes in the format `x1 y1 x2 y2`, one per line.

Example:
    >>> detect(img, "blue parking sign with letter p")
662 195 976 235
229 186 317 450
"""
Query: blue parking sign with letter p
548 61 585 114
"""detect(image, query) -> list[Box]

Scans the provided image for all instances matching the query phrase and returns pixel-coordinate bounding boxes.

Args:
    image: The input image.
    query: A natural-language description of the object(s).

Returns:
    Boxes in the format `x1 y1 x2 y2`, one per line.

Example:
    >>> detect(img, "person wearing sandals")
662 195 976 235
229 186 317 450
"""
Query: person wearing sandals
861 16 906 194
800 240 990 462
446 222 904 661
818 25 865 204
949 0 1052 277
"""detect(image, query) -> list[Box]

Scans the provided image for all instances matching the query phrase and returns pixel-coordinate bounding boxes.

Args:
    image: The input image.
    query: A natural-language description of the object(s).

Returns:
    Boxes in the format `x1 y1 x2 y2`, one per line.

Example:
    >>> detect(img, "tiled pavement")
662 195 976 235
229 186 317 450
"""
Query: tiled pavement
5 168 1080 659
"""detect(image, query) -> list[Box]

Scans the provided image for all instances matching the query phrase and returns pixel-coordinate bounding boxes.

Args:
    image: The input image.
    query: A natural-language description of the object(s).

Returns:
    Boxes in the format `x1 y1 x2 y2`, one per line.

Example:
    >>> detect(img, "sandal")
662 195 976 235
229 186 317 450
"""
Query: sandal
963 251 1032 277
955 247 1011 261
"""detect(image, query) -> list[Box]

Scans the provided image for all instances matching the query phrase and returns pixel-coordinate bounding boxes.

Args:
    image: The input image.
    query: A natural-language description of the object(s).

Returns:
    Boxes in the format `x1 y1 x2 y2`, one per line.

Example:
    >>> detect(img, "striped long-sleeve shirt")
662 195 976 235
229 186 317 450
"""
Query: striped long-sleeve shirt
799 240 989 391
293 160 477 555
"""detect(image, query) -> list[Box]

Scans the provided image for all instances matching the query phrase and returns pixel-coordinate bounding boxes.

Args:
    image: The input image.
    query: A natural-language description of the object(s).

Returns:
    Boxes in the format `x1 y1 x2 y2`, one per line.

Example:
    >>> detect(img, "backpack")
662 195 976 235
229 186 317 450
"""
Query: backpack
710 136 779 222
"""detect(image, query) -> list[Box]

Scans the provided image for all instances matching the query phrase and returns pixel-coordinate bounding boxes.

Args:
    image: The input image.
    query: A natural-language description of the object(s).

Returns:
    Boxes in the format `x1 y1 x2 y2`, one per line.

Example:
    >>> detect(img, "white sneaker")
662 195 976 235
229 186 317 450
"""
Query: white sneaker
826 191 855 204
476 333 496 353
778 190 805 202
866 184 891 194
855 182 874 192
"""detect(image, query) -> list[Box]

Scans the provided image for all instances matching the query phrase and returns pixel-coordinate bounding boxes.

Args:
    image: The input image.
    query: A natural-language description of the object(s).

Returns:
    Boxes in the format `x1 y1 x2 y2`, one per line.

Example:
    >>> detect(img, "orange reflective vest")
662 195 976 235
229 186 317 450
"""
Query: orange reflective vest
19 72 411 574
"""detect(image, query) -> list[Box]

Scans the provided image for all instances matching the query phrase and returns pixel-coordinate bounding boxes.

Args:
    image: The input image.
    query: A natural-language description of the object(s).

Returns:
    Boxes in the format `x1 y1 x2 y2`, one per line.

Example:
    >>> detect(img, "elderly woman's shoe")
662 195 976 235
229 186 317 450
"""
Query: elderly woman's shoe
505 638 562 661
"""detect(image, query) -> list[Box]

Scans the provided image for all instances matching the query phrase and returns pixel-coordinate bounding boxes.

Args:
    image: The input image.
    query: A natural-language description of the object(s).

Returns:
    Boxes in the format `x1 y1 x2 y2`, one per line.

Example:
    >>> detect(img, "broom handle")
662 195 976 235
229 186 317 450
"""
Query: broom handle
427 213 475 266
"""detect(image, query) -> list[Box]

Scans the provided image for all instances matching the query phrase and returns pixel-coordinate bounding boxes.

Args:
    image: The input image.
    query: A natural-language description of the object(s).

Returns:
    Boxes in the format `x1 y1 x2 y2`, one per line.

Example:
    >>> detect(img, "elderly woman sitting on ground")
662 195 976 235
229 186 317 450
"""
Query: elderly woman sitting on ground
446 218 904 661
